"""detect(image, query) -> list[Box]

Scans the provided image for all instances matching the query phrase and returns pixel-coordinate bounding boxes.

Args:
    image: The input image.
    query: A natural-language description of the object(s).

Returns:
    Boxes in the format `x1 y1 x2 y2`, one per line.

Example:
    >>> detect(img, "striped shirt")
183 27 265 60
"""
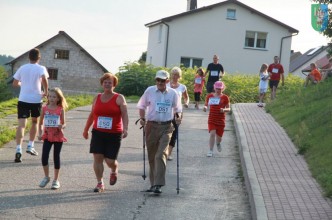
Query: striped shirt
205 93 230 126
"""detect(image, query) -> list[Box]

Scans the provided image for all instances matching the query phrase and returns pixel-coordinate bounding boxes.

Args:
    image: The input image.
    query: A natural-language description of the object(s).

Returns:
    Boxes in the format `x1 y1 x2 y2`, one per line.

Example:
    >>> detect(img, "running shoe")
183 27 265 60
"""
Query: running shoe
39 177 50 188
217 143 222 152
15 151 22 163
51 180 60 190
110 173 117 185
26 146 38 156
94 183 105 192
207 150 213 157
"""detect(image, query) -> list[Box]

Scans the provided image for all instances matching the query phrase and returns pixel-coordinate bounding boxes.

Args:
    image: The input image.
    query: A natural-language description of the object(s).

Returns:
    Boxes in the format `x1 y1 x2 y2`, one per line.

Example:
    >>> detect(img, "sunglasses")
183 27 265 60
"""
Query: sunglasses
156 78 166 83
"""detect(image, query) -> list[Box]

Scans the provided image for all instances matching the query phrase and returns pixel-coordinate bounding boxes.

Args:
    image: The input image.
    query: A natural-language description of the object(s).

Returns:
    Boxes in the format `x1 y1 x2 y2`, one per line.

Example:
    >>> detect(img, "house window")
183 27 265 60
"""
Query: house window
180 57 203 68
47 68 58 80
158 25 163 43
245 31 267 49
227 9 236 19
54 49 69 59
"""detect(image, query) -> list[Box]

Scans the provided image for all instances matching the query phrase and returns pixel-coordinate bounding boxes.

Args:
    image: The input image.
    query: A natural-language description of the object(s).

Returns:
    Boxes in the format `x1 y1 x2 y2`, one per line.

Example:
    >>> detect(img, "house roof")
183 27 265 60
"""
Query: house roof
6 31 108 73
289 45 329 72
145 0 298 33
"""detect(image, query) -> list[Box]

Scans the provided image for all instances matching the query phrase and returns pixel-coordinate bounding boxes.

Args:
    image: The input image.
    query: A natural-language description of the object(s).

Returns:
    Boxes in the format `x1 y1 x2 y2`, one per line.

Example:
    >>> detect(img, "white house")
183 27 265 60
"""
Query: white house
145 0 298 74
7 31 108 94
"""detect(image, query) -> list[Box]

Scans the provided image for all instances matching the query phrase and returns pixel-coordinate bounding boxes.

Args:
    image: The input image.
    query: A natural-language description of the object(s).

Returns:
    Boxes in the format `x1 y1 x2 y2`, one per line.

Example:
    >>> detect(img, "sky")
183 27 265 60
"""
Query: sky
0 0 330 73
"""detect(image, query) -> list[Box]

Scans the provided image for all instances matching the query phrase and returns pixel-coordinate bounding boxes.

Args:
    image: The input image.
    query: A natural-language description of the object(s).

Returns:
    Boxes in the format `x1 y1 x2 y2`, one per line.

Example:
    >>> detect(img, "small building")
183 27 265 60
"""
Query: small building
6 31 108 94
145 0 298 74
289 45 329 78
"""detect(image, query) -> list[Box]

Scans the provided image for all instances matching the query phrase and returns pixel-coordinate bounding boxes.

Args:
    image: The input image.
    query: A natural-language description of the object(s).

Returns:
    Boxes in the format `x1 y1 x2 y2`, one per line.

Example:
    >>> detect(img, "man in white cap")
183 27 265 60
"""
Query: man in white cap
137 70 182 194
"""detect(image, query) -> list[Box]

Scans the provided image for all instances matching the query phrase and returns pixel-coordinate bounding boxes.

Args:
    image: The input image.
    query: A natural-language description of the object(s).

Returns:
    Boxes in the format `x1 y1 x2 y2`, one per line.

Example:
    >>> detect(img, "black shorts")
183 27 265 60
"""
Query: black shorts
206 81 215 93
194 92 201 102
17 101 42 119
90 129 122 160
269 80 280 89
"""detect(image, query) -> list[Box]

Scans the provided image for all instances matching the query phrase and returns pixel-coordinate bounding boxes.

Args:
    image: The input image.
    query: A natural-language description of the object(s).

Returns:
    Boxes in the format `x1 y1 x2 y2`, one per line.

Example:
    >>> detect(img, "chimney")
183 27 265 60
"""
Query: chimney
187 0 197 11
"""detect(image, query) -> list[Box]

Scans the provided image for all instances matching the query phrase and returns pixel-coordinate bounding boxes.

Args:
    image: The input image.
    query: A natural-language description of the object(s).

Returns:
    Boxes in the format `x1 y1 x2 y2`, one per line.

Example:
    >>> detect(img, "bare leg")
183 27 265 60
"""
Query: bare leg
29 117 39 142
93 154 105 183
43 165 50 177
215 134 221 145
54 169 60 180
209 130 216 151
105 158 118 174
16 118 27 146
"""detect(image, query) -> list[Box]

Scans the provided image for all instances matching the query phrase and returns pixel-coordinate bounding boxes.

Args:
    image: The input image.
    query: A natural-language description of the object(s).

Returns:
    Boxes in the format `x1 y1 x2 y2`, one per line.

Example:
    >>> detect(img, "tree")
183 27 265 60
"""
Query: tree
0 66 13 101
311 1 332 53
138 51 147 64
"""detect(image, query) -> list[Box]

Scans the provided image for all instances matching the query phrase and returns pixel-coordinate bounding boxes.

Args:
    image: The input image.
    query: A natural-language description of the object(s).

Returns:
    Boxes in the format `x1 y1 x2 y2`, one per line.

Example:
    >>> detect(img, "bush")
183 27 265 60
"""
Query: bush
115 63 304 104
0 66 12 102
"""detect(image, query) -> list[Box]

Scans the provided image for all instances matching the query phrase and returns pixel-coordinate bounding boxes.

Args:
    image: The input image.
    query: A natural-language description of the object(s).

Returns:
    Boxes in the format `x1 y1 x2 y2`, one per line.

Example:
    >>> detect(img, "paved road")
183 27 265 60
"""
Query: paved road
0 103 251 220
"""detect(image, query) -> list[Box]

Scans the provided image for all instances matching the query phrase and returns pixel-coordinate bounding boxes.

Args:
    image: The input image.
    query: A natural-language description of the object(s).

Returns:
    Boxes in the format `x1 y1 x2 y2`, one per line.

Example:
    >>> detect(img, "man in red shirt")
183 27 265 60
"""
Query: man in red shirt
268 56 284 100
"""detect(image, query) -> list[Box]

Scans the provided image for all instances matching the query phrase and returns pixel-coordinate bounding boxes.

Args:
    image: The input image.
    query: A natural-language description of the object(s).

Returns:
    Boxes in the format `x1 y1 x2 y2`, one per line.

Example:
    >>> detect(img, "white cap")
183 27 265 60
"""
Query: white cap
155 70 169 79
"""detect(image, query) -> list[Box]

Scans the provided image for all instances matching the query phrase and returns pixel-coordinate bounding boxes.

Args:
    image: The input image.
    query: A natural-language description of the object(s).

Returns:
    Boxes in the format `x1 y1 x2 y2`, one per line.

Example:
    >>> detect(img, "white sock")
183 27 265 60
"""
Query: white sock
28 141 34 147
16 145 22 152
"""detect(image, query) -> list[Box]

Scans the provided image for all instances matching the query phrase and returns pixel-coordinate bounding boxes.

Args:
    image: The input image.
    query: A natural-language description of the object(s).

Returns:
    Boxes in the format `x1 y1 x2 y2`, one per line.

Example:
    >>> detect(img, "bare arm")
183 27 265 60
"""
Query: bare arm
38 107 45 140
41 75 48 97
83 96 97 139
117 94 129 138
12 79 20 87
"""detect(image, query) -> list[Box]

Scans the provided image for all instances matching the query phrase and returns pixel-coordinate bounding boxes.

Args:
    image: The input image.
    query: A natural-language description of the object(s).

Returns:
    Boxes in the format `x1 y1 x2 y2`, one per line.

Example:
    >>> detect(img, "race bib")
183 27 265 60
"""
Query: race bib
208 97 220 105
156 102 171 113
195 78 202 84
97 116 113 129
44 115 60 127
210 70 218 76
272 68 279 74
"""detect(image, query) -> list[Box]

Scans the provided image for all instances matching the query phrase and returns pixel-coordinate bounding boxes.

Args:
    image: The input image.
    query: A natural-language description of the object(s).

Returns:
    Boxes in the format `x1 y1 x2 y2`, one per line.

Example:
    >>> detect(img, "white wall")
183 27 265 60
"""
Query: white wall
147 2 294 75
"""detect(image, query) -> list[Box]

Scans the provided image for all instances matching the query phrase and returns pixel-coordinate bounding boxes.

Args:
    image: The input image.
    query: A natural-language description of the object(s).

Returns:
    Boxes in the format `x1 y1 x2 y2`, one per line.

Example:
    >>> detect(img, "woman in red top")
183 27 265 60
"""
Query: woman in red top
203 81 230 157
83 73 129 192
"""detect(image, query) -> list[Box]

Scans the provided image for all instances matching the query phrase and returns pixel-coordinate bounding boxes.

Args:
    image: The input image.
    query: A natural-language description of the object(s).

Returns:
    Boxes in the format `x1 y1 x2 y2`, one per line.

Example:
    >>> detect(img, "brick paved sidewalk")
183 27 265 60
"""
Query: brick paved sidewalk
232 103 332 220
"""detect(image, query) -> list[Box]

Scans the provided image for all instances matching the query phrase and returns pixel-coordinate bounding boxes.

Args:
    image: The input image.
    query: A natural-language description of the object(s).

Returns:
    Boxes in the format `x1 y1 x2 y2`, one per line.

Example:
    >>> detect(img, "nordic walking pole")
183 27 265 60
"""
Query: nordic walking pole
175 114 180 194
135 118 146 180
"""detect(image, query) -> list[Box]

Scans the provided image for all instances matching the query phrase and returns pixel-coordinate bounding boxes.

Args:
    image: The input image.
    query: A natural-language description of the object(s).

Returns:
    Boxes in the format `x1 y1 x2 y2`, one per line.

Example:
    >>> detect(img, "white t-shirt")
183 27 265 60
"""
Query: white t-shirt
166 83 187 104
13 63 49 103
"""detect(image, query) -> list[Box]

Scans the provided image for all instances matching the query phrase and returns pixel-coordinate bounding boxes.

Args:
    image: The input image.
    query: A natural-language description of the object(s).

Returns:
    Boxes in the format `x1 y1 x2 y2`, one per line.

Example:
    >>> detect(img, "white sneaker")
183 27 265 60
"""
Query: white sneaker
26 146 38 156
39 177 50 188
206 150 213 157
217 143 222 152
51 180 60 190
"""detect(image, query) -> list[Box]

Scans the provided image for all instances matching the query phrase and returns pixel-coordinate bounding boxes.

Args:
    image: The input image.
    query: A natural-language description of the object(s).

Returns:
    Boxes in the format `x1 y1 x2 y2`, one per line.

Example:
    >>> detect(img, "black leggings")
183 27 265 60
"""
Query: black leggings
169 120 178 148
41 140 63 169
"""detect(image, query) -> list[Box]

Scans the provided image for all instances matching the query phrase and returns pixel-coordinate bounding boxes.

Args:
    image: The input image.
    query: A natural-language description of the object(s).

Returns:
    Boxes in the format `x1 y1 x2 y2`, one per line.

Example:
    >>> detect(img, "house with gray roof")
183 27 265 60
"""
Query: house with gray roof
6 31 108 94
289 45 329 78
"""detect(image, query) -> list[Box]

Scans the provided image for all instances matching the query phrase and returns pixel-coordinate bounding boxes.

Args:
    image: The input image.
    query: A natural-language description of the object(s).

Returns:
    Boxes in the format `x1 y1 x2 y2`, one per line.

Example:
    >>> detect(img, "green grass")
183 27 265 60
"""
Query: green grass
266 79 332 197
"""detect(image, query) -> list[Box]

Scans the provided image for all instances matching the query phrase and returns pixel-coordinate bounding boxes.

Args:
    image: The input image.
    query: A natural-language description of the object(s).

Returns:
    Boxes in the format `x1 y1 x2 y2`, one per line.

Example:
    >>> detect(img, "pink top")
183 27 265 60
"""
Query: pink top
194 75 205 93
41 105 67 142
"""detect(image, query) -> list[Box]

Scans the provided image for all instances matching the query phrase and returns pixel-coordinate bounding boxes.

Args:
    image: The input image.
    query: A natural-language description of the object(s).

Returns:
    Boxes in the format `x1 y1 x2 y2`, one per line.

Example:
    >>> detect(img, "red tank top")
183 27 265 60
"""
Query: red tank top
92 93 123 133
